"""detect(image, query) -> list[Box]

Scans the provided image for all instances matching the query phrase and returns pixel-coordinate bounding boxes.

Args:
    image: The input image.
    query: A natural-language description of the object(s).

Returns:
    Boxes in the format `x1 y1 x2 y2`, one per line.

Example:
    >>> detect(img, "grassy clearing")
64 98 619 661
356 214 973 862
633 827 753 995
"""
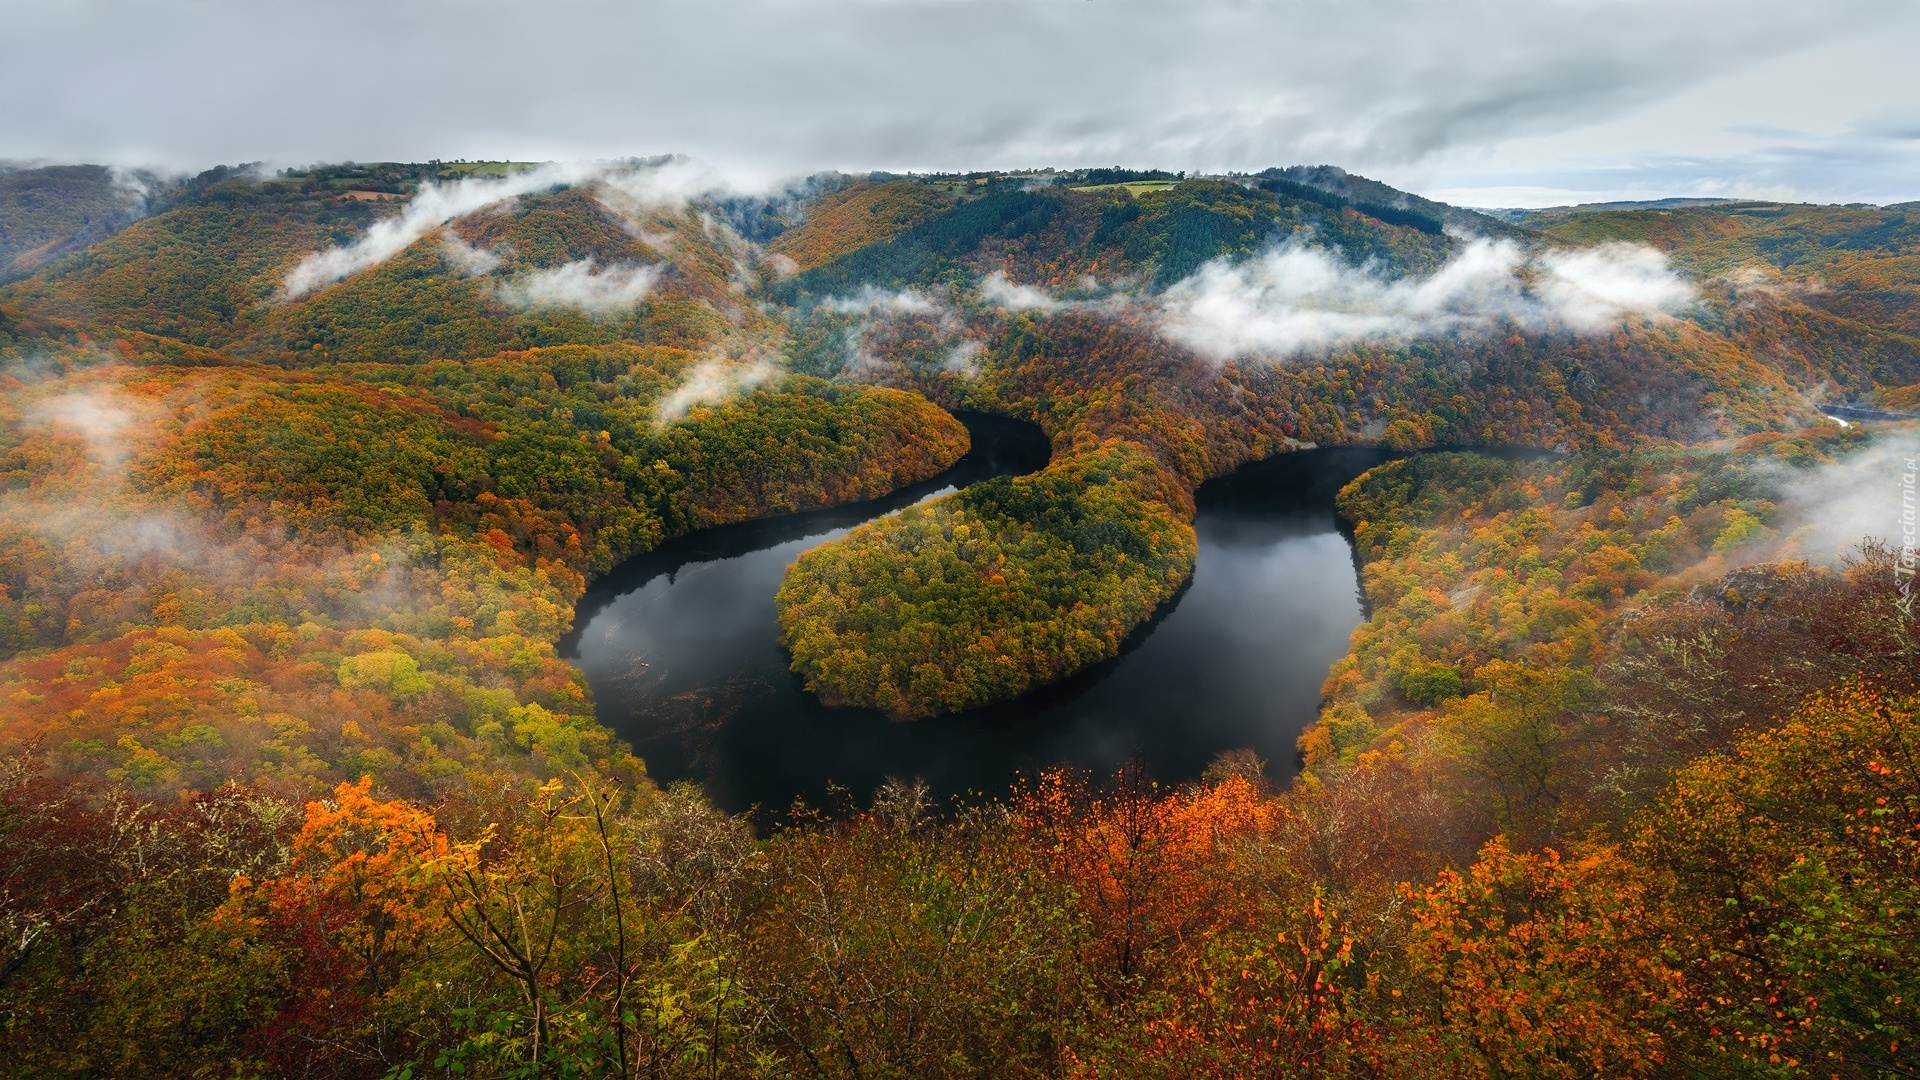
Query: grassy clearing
1069 180 1182 195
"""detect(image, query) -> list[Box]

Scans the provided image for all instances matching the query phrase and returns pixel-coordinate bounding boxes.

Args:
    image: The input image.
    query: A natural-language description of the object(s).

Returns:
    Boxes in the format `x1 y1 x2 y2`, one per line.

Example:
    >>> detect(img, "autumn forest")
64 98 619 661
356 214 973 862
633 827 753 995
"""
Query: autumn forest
0 159 1916 1078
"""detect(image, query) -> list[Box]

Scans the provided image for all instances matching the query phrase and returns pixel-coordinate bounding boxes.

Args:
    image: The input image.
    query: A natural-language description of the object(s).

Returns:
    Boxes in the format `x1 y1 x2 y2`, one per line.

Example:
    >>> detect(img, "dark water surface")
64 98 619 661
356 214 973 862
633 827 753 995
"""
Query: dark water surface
564 415 1417 816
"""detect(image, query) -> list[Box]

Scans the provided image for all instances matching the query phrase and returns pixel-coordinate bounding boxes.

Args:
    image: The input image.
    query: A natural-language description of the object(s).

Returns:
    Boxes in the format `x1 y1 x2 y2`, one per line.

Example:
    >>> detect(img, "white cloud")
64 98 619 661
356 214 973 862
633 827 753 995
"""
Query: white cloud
596 156 737 211
1159 239 1695 361
30 389 137 466
943 338 985 376
816 286 973 373
280 161 590 298
762 251 800 281
107 164 158 212
1534 244 1699 332
821 286 945 317
976 271 1127 317
497 259 661 314
12 386 245 574
440 233 502 277
278 159 748 301
979 270 1061 313
652 356 776 427
1772 431 1920 566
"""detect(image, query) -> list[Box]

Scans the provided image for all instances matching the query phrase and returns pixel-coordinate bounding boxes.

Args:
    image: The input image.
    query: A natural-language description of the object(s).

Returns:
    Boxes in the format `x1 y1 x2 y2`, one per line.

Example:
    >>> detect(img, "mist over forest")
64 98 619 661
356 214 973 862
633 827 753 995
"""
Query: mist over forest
0 152 1916 1077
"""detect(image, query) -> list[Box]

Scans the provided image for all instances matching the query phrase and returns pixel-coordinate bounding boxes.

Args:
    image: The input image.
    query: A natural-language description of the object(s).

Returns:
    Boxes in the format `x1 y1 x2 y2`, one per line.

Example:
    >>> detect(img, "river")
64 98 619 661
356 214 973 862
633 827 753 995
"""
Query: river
563 413 1419 817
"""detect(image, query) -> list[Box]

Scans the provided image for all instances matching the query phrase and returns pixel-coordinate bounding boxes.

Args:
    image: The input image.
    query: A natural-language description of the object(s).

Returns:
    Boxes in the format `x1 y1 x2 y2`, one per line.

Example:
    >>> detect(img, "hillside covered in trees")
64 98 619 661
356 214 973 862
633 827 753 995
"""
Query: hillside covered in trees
0 158 1916 1077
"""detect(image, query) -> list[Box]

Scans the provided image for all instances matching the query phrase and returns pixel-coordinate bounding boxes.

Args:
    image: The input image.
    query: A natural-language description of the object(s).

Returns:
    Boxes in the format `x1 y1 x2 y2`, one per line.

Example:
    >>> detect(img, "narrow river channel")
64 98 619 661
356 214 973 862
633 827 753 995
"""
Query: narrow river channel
564 414 1424 816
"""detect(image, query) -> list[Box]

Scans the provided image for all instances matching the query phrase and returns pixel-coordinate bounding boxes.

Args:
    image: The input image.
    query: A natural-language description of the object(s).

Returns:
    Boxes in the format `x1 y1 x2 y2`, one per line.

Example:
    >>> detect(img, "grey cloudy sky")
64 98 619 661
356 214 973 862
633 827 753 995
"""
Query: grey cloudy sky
5 0 1919 206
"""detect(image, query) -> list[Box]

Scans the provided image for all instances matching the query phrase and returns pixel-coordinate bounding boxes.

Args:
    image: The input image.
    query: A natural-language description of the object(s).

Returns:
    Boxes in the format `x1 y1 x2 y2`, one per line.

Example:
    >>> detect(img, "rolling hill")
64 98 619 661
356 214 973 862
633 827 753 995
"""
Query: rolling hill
1 160 1916 1078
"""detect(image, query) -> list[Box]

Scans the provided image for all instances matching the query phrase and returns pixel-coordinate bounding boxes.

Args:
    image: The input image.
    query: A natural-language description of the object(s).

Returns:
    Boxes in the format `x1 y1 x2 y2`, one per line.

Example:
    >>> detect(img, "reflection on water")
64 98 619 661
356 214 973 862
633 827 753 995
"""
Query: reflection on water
565 422 1420 817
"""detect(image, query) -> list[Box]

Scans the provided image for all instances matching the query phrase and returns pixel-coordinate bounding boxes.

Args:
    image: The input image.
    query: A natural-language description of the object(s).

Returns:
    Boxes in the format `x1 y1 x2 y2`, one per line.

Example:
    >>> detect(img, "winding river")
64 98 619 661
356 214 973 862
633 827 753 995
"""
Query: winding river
563 414 1422 816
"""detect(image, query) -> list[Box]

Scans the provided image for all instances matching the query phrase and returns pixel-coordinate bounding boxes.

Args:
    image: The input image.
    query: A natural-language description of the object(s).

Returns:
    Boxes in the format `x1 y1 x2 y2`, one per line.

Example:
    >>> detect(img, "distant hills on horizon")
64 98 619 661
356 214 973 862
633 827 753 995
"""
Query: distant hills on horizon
6 158 1915 284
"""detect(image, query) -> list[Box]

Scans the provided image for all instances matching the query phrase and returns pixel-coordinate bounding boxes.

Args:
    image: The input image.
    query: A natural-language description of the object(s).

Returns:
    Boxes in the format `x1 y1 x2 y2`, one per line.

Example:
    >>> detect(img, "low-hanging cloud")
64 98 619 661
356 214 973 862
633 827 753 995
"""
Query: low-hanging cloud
4 378 487 641
1770 429 1920 567
13 385 254 575
979 270 1062 314
976 271 1125 318
277 158 754 301
821 286 945 318
496 259 662 314
943 338 985 376
441 234 503 277
280 161 592 299
652 354 777 427
31 390 138 467
1533 245 1698 330
596 157 738 214
1159 239 1695 361
816 286 979 375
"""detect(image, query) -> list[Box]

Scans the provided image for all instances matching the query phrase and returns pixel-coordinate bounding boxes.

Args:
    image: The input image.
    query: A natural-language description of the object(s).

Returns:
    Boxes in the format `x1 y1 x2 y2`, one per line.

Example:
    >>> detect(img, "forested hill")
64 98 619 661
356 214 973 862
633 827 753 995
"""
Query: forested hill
1 160 1917 1077
0 164 148 279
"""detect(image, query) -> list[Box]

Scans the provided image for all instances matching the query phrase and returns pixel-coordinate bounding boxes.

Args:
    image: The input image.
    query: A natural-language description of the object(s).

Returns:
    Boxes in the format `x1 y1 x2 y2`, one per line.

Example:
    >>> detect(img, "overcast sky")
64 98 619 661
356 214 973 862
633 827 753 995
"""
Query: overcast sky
5 0 1919 207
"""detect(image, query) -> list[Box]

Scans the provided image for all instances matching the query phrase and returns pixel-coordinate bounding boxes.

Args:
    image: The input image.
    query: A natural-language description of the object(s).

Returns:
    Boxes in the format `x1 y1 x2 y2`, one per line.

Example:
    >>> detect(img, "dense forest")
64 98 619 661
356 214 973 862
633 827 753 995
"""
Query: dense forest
0 159 1917 1076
